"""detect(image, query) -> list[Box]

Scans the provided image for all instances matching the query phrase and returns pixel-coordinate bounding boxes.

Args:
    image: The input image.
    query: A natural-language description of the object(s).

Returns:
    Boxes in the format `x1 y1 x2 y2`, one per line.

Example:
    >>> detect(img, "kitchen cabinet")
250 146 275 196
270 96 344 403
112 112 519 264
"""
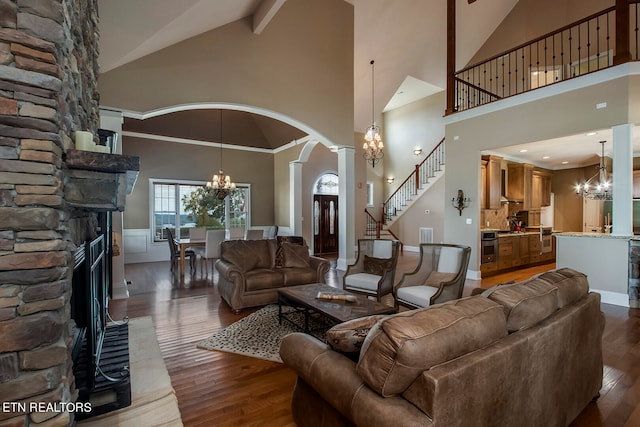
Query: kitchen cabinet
498 234 531 269
482 155 502 209
531 171 552 208
507 163 534 210
481 159 487 209
529 234 541 264
498 236 513 269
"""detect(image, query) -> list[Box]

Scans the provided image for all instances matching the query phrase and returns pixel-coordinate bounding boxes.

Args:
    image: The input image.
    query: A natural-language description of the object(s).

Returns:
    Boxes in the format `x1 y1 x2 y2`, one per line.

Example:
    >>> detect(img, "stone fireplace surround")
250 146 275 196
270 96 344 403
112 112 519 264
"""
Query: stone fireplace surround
0 1 139 425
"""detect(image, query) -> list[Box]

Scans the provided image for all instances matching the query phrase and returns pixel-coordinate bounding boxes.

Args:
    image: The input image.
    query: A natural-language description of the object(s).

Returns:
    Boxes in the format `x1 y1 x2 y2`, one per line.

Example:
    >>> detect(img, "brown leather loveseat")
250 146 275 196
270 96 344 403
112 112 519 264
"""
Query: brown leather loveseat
280 268 604 427
215 237 330 313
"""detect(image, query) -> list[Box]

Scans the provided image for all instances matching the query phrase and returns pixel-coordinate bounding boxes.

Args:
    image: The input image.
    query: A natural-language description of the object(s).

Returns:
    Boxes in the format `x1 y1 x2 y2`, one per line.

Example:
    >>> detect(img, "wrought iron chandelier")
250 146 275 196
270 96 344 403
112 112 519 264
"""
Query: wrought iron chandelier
575 140 612 200
363 60 384 167
206 110 236 200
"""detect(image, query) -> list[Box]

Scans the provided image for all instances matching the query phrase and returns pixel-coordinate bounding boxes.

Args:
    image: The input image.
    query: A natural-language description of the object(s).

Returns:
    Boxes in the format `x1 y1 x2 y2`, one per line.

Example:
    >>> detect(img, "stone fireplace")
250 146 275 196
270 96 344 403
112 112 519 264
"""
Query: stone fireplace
0 1 138 425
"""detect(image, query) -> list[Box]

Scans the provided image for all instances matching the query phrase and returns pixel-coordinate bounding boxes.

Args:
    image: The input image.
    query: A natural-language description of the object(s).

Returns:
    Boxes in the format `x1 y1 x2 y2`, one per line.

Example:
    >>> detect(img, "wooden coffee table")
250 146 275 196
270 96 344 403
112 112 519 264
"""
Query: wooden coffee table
277 283 396 334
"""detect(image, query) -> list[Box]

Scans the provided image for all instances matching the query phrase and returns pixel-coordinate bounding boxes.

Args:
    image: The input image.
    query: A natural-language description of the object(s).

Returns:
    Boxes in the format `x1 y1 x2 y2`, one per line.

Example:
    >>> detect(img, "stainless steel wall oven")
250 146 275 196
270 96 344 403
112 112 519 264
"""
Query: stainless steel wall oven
481 230 498 264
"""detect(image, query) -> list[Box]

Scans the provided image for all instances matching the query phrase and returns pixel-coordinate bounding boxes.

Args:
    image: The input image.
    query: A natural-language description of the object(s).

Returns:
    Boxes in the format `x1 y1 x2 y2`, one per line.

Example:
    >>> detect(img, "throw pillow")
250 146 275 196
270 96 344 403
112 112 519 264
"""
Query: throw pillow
275 236 305 267
282 242 311 268
326 314 388 354
363 255 393 276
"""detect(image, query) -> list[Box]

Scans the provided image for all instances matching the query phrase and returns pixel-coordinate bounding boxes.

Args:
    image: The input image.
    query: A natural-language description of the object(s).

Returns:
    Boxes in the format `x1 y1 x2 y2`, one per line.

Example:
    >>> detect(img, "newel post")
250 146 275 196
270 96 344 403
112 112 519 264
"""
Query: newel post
613 0 631 64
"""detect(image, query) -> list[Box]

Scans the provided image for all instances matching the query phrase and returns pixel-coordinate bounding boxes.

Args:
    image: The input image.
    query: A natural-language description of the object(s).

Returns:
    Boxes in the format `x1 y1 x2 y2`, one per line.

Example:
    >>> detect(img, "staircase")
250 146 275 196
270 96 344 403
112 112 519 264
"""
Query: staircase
365 138 446 245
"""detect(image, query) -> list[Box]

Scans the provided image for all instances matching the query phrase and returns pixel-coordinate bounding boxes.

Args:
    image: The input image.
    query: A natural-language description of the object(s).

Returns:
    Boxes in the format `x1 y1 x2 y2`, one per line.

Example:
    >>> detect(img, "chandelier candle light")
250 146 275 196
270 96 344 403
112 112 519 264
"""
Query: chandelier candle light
363 60 384 167
207 110 236 200
575 140 612 200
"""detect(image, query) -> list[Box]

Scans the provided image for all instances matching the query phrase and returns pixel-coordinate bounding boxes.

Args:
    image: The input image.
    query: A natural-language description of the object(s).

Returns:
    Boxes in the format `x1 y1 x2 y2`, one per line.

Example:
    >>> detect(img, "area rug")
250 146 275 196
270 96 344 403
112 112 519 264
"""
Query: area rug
197 304 324 363
78 316 183 427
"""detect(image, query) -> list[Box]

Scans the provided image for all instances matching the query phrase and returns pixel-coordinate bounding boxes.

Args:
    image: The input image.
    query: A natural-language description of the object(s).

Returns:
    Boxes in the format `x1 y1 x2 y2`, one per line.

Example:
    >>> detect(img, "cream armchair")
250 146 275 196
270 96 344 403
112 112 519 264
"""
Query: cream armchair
394 243 471 309
343 239 400 302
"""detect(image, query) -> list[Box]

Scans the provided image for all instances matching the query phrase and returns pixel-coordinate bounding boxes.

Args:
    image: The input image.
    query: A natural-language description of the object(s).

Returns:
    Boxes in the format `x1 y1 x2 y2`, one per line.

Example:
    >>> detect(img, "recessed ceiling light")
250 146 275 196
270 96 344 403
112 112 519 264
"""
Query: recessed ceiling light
587 132 597 136
543 156 550 159
562 161 569 164
519 149 528 153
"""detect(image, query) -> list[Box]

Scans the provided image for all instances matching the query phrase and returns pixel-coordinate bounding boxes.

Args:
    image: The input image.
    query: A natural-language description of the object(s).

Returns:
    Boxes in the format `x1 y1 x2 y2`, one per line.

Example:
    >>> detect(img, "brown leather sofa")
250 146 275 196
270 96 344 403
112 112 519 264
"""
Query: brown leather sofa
280 268 604 427
215 238 330 313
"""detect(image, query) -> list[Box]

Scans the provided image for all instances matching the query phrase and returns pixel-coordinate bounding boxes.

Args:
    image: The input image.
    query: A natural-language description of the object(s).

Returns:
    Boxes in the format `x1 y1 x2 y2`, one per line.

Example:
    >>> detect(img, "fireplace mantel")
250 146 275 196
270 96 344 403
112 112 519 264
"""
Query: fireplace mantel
64 149 140 211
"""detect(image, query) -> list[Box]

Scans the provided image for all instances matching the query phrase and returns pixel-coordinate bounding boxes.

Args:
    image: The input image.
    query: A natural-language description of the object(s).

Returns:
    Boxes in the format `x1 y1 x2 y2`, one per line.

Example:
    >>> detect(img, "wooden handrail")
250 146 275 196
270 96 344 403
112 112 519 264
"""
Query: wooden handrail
453 77 502 100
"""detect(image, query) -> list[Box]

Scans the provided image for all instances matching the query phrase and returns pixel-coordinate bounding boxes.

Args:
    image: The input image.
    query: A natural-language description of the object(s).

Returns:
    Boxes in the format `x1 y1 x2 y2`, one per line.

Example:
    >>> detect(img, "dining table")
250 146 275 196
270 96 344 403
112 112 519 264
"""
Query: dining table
174 237 205 276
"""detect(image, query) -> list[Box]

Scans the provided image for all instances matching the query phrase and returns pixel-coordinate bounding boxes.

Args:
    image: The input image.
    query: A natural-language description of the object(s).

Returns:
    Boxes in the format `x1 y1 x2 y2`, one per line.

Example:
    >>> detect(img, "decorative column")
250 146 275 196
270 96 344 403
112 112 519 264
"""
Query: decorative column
289 161 303 236
612 124 633 236
337 147 355 270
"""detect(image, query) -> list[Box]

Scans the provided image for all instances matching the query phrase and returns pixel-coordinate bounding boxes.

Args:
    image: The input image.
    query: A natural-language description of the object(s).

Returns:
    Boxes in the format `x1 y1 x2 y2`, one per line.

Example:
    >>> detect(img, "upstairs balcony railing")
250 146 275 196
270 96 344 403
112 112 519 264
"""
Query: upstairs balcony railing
453 2 639 112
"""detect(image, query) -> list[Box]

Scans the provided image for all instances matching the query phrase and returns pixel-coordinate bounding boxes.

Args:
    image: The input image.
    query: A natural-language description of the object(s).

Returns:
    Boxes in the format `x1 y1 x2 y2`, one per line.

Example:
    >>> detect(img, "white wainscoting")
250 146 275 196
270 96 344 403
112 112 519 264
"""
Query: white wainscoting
123 229 169 264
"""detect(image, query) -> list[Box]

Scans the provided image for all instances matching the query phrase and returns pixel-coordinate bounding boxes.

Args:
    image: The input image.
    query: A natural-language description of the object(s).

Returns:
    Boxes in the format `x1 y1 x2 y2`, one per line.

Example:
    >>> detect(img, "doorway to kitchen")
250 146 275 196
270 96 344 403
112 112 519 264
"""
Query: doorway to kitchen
313 173 339 255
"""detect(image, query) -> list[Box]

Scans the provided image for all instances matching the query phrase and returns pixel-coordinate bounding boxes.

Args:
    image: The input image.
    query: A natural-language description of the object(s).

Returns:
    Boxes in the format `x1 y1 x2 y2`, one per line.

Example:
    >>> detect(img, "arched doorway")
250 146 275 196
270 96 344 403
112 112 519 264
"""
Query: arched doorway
313 173 339 255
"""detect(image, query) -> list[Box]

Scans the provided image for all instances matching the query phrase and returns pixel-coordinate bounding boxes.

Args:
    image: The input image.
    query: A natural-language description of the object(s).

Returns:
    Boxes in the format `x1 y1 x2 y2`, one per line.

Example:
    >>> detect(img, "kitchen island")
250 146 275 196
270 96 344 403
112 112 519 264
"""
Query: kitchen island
555 232 634 307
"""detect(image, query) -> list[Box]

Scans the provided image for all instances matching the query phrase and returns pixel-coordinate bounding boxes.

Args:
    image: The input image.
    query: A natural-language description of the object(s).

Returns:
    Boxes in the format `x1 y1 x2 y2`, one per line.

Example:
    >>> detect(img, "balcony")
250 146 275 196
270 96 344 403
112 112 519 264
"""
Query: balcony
450 2 639 113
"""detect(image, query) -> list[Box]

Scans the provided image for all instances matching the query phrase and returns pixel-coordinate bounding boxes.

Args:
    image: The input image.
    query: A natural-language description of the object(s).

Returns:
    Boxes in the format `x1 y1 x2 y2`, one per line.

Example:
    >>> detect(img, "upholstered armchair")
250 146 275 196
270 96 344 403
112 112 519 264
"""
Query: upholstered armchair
343 239 400 302
394 243 471 309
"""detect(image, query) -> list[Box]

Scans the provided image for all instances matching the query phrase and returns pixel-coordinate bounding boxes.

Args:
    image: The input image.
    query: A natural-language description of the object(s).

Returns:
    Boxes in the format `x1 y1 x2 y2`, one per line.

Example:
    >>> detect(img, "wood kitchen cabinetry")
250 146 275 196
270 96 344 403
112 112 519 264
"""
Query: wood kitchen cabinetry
633 170 640 199
507 163 534 210
485 232 556 277
482 155 502 209
531 171 551 208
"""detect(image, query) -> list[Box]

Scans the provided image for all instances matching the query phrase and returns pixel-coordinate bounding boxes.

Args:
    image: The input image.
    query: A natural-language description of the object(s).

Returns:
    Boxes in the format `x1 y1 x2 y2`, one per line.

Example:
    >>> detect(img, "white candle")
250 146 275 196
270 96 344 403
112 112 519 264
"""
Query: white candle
75 131 94 151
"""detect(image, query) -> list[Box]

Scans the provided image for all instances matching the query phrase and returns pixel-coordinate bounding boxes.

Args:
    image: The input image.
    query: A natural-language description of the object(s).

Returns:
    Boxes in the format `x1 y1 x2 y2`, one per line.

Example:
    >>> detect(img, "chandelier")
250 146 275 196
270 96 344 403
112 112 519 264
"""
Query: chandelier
363 60 384 167
575 140 611 200
206 110 236 200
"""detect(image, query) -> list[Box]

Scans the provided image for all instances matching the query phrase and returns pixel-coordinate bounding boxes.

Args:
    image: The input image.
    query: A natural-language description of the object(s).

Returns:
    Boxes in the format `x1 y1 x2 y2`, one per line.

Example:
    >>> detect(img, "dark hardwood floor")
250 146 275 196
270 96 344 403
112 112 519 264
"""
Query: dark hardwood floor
109 253 640 426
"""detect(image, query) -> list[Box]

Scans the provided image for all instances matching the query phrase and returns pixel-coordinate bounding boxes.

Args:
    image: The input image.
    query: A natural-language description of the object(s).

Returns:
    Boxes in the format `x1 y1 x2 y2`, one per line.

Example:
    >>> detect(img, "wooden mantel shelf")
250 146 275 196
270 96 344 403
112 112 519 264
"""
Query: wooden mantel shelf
63 150 140 211
64 149 139 173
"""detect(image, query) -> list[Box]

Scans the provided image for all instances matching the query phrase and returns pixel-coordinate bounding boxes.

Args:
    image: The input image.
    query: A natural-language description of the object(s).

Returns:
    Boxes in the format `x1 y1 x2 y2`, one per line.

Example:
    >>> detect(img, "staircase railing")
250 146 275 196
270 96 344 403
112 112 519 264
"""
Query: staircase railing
382 138 445 224
364 209 404 252
365 209 381 238
453 3 640 112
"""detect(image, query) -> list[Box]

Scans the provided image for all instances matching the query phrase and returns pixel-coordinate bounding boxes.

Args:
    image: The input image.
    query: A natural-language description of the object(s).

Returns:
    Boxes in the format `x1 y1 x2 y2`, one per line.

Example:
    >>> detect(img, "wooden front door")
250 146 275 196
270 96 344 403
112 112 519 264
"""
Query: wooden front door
313 195 338 255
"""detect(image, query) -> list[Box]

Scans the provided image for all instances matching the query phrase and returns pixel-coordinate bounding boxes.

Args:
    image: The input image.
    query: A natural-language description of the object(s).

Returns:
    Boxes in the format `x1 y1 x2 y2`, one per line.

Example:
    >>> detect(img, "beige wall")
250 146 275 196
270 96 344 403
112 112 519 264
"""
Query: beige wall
122 137 274 229
468 0 614 65
445 74 634 272
99 0 354 149
388 176 446 247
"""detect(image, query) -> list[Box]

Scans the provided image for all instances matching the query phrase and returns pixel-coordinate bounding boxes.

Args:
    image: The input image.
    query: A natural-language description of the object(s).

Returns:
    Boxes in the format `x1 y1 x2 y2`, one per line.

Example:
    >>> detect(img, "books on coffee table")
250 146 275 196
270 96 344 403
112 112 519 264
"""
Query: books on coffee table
315 292 357 303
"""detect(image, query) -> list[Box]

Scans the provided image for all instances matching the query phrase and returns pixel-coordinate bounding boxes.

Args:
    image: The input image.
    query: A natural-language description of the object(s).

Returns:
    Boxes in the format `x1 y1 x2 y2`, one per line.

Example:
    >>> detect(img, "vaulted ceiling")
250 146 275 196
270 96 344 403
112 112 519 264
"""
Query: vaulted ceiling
98 0 519 149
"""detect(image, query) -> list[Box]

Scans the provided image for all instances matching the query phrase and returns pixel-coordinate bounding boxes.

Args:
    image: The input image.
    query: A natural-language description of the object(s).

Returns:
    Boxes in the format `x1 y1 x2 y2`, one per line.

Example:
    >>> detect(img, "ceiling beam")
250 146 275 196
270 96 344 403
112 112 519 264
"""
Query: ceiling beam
253 0 287 35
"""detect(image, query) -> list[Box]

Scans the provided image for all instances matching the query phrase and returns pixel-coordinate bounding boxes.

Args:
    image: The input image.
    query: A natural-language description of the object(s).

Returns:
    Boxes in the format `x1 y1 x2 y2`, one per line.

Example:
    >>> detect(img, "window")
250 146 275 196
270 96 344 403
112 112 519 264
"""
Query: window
150 179 250 242
366 182 374 207
314 173 339 195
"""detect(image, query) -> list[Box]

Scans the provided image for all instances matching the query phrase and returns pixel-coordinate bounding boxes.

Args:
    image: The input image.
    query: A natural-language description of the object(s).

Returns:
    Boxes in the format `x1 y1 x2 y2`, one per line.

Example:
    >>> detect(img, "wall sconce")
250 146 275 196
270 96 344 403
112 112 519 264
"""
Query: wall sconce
413 147 423 156
386 177 395 184
451 189 471 216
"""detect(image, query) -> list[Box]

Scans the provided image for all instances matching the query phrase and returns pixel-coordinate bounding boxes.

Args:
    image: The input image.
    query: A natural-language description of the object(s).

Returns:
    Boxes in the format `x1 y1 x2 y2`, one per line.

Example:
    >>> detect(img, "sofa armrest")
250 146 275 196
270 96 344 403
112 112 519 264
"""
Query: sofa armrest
280 333 431 427
309 256 330 284
215 259 243 282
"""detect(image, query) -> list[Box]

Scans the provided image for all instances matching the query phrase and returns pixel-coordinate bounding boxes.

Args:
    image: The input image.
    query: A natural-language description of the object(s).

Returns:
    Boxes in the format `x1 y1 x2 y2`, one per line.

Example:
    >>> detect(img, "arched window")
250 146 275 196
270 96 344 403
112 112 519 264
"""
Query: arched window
314 173 339 195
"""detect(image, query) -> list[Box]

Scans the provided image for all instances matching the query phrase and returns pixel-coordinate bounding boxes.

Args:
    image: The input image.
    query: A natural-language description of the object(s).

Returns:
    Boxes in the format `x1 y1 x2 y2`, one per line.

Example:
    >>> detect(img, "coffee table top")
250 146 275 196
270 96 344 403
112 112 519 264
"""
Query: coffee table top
278 283 396 324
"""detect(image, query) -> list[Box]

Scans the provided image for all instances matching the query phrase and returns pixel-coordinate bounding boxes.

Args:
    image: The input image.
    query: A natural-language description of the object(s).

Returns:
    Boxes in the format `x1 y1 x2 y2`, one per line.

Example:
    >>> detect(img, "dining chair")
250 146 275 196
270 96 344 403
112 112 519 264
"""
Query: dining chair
227 227 245 240
394 243 471 309
166 228 196 273
188 227 206 241
245 229 264 240
342 239 400 302
194 229 226 276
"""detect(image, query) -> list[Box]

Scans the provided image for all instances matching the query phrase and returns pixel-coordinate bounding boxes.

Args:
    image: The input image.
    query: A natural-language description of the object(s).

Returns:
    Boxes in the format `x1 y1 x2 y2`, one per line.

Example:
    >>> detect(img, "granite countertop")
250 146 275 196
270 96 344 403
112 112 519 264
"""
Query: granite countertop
555 231 633 239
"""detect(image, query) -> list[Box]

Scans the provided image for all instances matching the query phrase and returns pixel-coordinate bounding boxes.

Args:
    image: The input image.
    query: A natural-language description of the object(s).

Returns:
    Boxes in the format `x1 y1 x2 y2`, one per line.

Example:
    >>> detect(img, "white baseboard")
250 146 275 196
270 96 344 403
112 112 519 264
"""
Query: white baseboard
591 289 630 307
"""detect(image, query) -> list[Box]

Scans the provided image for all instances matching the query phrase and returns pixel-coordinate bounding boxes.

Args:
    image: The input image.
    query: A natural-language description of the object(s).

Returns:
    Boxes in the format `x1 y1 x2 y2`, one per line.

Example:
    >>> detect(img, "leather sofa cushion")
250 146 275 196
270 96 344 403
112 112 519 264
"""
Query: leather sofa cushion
357 296 507 397
282 242 311 268
485 277 559 332
281 267 317 286
220 239 273 273
535 268 588 308
244 269 284 291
